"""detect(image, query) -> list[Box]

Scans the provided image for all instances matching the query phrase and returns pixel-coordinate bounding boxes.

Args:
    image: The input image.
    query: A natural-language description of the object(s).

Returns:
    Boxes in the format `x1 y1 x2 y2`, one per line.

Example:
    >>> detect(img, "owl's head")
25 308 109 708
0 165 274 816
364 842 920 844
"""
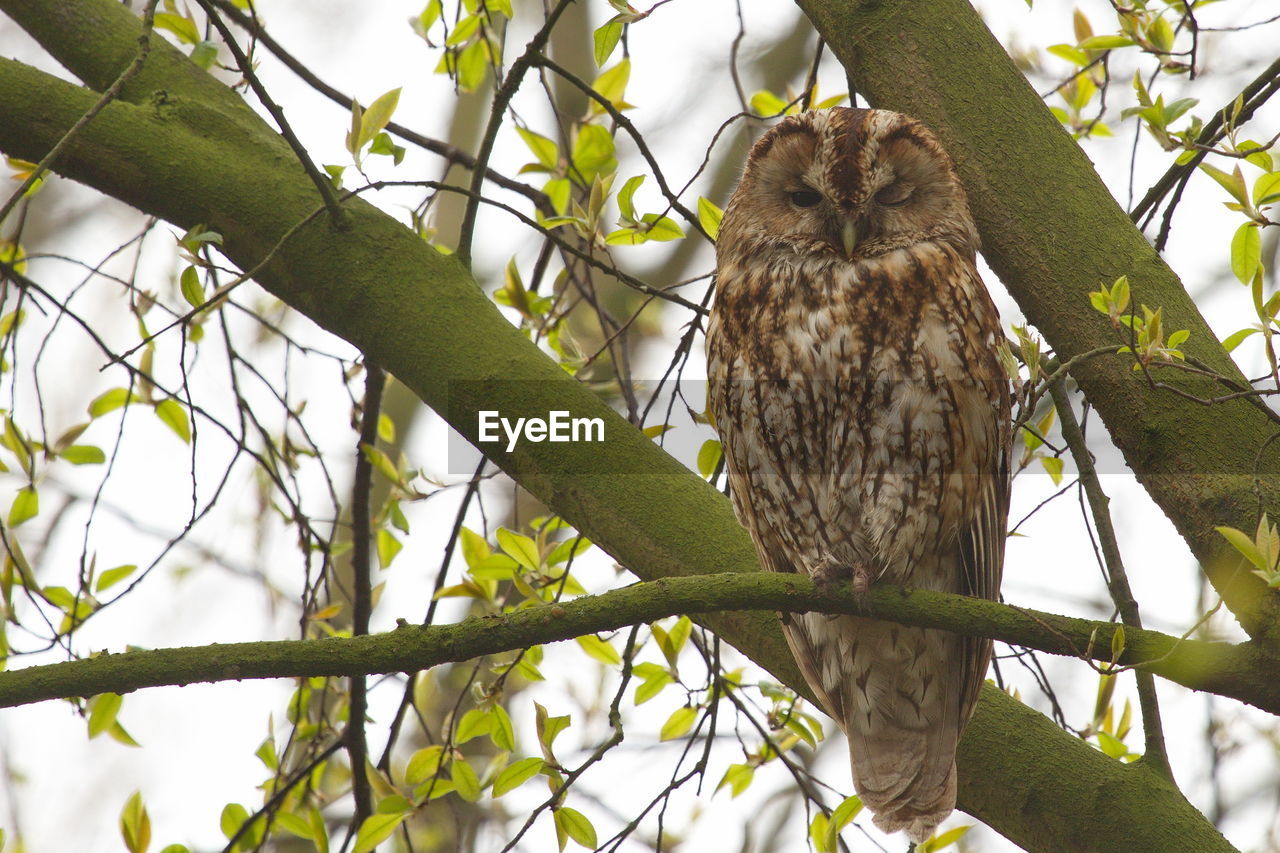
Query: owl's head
718 107 979 263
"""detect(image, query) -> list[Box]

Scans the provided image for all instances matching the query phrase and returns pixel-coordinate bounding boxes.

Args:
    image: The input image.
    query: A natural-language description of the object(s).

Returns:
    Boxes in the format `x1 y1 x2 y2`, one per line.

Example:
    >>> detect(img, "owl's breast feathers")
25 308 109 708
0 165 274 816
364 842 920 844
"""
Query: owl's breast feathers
707 239 1009 587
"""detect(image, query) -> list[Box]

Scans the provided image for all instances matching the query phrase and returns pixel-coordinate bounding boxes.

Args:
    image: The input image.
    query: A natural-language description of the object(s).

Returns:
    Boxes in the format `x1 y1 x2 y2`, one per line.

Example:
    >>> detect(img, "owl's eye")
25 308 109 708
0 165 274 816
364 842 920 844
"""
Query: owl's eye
874 182 912 207
789 189 822 208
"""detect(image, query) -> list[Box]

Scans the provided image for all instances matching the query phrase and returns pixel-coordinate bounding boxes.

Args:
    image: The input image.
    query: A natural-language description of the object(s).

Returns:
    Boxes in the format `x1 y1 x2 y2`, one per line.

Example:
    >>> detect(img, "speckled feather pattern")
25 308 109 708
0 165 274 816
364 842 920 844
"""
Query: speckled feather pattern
706 108 1011 842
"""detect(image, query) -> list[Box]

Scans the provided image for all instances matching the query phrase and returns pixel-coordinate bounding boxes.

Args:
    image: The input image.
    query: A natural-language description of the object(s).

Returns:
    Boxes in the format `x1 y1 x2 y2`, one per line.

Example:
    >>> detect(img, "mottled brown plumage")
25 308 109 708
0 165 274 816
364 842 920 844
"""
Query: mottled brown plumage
706 108 1011 842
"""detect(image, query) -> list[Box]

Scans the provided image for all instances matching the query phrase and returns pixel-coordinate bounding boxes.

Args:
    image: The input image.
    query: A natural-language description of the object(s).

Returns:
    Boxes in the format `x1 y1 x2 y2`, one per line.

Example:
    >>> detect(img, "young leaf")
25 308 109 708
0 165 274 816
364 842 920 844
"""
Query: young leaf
353 813 409 853
88 692 124 738
576 633 622 665
454 707 492 744
659 705 697 741
451 758 482 801
1231 222 1262 285
593 58 631 109
697 196 723 240
119 791 152 853
154 398 191 443
593 20 623 66
497 528 541 572
8 486 37 527
555 806 598 849
492 756 544 797
516 127 560 172
617 175 644 222
490 703 516 751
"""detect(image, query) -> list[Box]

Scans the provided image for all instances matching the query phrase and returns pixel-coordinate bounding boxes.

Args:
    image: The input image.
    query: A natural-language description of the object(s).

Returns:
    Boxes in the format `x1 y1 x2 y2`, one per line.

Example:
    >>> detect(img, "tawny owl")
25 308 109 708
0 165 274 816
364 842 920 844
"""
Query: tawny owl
706 107 1011 842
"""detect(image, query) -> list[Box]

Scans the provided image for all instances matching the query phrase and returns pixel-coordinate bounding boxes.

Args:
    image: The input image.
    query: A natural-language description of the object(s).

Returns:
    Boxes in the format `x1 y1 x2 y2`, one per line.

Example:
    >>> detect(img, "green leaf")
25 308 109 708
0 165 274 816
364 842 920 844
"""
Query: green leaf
88 692 123 738
1255 171 1280 207
154 12 200 44
1047 43 1089 66
405 745 445 785
546 535 591 566
659 705 697 741
446 12 482 46
570 124 617 185
96 563 138 592
634 668 674 704
639 213 683 241
555 806 598 849
696 439 722 478
1200 162 1251 207
1231 222 1262 285
715 762 755 798
219 803 249 842
576 633 622 665
593 58 631 108
359 88 402 153
593 20 623 66
517 126 560 172
617 174 644 222
455 707 492 744
490 703 516 751
361 444 401 484
89 387 136 418
1040 456 1064 485
61 444 106 465
154 398 191 443
492 756 544 796
1078 34 1134 50
460 526 492 568
1216 525 1268 570
451 758 482 802
809 812 831 852
749 89 787 116
353 813 408 853
919 824 971 852
179 266 204 308
8 486 37 527
376 528 402 568
828 795 863 839
697 197 723 240
497 528 541 572
190 40 218 70
1222 327 1259 352
120 791 152 853
274 811 315 841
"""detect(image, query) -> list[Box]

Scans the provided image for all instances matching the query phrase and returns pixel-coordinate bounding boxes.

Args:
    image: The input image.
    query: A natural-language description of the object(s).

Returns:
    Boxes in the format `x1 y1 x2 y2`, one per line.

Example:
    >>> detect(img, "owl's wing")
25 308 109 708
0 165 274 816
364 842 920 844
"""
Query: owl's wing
954 338 1012 722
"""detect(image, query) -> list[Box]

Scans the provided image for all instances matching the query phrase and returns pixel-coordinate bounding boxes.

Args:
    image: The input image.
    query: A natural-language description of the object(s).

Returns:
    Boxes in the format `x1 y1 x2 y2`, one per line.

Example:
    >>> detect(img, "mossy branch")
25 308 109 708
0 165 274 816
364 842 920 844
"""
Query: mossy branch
1 574 1274 715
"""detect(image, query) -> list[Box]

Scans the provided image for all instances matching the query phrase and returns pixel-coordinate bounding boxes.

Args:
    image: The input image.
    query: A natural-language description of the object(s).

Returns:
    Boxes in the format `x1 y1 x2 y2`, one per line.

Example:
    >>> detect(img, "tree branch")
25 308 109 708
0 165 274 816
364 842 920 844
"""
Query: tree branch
0 574 1274 715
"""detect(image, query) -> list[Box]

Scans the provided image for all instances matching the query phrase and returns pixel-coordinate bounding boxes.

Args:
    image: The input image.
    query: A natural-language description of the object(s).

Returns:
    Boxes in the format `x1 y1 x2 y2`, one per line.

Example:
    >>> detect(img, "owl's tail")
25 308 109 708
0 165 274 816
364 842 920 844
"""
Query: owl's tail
840 621 966 843
784 614 967 844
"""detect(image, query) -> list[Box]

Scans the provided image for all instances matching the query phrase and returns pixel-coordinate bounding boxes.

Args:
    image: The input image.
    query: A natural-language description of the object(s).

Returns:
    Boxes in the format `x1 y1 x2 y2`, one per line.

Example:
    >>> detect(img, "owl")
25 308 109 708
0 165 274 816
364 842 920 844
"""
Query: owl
706 107 1011 842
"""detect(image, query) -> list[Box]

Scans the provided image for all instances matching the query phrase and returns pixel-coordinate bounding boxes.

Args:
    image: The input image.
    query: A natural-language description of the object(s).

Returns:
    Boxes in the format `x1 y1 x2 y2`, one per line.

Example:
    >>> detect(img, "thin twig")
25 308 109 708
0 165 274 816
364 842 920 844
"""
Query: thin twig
457 0 575 265
1131 54 1280 227
193 0 347 227
1048 379 1171 779
204 0 551 214
346 362 385 829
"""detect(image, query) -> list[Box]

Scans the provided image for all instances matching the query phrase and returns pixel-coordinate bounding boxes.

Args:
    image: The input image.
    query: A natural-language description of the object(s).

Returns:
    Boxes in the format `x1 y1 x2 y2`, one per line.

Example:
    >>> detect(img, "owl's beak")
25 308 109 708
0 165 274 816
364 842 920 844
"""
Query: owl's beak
840 219 859 258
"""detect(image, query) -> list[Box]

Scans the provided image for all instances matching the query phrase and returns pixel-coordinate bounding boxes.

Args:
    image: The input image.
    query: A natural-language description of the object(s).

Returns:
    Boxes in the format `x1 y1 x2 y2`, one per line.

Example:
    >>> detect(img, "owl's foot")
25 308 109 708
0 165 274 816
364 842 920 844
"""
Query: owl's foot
811 557 875 597
851 562 875 596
